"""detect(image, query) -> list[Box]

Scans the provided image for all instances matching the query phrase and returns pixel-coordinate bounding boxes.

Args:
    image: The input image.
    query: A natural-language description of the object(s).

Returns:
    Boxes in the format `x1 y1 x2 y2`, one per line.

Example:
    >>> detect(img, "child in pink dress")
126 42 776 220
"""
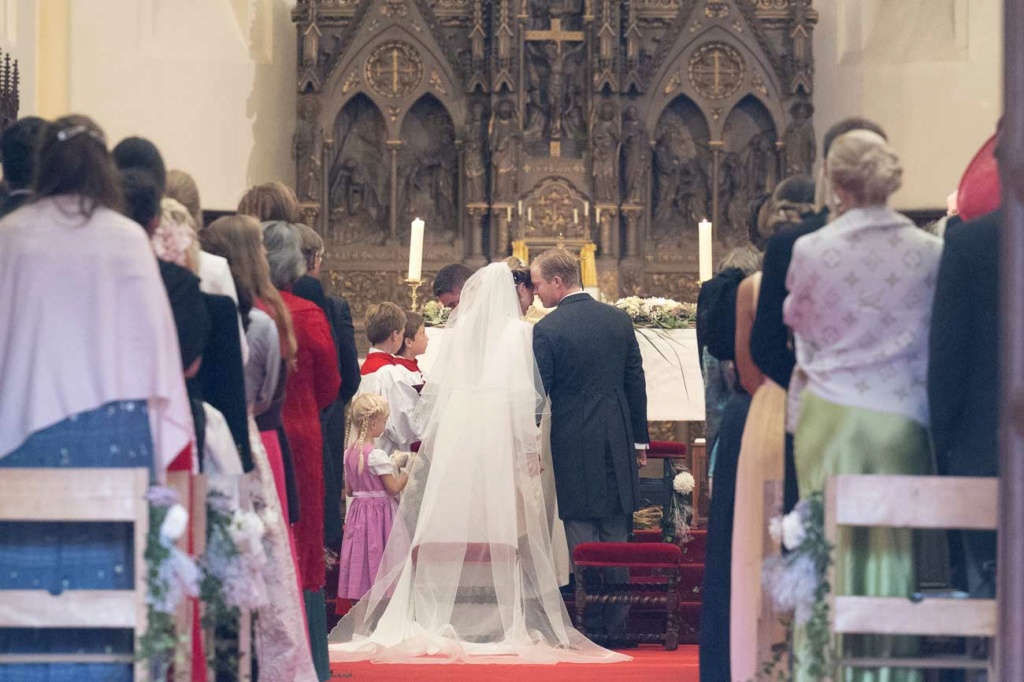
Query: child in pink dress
337 393 411 602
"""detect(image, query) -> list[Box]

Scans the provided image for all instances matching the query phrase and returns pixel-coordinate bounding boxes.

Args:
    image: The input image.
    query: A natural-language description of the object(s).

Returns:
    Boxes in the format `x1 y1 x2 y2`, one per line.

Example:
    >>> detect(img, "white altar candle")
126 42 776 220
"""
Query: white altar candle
584 201 589 217
596 206 601 223
408 217 425 281
506 206 512 221
518 200 523 215
528 207 532 222
698 218 713 282
573 208 579 224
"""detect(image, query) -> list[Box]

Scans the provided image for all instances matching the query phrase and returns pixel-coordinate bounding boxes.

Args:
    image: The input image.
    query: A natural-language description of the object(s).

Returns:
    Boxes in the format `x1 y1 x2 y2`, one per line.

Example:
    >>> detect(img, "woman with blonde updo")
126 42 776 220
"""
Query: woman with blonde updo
337 393 410 604
784 130 943 681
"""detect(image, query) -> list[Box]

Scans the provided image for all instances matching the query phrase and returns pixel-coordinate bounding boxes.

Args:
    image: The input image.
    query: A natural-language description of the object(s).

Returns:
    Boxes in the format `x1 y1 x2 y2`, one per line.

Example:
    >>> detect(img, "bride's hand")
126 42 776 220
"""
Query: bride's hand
525 451 543 477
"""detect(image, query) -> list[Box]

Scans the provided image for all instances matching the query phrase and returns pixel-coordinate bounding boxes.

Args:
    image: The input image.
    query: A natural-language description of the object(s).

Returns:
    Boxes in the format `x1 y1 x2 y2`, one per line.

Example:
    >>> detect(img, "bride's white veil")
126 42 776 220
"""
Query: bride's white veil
328 263 626 663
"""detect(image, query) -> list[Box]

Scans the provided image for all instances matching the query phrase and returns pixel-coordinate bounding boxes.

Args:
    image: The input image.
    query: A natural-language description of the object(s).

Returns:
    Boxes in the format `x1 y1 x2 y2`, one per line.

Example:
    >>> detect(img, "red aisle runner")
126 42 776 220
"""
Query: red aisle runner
328 644 699 682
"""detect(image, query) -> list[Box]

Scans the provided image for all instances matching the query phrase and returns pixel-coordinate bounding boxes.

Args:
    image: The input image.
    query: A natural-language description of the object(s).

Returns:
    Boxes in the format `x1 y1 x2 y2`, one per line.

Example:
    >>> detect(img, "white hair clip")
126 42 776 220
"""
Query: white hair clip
56 124 106 145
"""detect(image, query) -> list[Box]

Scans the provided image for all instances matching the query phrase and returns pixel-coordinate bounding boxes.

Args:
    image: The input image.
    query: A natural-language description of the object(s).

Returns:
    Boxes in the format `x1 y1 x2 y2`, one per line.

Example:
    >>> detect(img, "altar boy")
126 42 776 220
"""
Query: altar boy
358 302 420 453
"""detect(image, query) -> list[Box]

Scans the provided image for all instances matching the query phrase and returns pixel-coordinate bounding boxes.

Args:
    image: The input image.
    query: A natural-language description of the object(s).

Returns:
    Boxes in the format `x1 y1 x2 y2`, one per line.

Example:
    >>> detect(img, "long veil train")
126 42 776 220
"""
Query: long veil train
328 263 628 664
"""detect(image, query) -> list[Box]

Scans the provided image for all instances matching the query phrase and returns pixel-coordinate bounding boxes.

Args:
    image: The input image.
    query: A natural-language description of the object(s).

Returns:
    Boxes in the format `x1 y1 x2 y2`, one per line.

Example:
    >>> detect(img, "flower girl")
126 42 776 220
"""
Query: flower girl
337 393 411 603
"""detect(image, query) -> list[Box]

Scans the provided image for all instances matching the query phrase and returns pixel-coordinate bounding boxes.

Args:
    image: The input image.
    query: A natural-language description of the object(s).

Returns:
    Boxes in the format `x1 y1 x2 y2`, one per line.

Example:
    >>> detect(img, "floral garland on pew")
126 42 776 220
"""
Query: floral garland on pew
139 486 270 674
663 470 696 544
613 296 696 330
139 486 200 673
200 490 269 675
758 492 839 681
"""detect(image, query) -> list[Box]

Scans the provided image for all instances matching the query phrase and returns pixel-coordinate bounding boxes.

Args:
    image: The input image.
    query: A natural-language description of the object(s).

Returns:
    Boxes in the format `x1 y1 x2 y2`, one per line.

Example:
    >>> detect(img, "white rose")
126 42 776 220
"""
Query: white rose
781 510 807 550
768 516 783 544
673 472 695 494
160 504 189 542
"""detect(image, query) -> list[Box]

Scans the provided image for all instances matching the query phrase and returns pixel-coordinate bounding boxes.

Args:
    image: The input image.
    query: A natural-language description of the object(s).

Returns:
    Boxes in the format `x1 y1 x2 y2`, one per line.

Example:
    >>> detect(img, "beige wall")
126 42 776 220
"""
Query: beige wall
813 0 1003 210
3 0 297 211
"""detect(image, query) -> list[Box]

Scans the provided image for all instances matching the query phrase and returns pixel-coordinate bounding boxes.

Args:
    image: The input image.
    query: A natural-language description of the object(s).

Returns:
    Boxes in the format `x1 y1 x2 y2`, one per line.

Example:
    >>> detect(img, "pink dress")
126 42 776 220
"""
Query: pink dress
337 443 400 600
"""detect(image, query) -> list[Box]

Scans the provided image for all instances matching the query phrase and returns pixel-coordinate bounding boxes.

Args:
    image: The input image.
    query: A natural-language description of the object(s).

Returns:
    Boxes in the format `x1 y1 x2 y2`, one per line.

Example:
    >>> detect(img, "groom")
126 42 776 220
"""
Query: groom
530 248 649 643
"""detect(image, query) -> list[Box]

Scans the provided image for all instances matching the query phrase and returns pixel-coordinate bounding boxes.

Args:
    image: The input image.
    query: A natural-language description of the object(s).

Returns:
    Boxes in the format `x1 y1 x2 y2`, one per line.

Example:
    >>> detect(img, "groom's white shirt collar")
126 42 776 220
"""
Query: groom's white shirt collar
560 290 588 303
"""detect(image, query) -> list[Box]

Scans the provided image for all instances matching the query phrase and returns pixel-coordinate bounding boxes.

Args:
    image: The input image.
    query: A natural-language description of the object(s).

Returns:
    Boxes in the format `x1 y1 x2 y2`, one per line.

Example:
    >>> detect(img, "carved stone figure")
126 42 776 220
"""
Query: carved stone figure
591 101 620 201
543 41 585 141
464 103 488 204
294 97 322 201
783 100 816 176
489 98 519 201
328 96 389 245
741 130 777 197
653 120 709 232
621 106 649 204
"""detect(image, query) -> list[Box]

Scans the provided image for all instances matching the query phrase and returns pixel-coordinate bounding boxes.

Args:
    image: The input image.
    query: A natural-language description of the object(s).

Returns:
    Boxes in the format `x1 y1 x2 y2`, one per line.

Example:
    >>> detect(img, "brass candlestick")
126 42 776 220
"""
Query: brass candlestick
406 278 423 312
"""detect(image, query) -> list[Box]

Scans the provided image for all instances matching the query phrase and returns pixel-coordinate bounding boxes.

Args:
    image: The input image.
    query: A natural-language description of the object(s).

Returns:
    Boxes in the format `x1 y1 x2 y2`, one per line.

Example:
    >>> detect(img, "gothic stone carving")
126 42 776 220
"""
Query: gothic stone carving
365 41 423 99
293 0 815 318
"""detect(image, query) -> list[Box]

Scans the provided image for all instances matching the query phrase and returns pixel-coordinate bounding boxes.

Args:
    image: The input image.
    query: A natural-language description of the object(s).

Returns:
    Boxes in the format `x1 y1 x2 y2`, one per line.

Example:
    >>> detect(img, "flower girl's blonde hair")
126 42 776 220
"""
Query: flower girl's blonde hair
346 393 390 474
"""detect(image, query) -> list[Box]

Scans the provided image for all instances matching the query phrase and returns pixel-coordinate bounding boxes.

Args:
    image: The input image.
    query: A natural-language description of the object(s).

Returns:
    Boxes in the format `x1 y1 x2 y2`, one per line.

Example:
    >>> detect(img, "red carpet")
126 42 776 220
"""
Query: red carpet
329 644 698 681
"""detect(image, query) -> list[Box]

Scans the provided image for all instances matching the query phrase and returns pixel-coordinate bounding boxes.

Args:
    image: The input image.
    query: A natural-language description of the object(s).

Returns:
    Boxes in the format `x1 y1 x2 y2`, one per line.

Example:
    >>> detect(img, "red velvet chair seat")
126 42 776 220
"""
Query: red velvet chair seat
646 440 687 458
572 541 682 568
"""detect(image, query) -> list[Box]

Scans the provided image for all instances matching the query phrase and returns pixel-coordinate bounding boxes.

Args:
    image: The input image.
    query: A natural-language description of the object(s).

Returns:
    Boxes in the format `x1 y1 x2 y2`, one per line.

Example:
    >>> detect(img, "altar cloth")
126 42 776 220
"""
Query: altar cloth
419 327 704 422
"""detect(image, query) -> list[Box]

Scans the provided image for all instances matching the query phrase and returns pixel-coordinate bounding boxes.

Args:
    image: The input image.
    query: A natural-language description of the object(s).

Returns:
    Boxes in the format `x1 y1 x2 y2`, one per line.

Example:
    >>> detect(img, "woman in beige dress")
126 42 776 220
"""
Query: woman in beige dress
729 270 788 680
723 176 816 679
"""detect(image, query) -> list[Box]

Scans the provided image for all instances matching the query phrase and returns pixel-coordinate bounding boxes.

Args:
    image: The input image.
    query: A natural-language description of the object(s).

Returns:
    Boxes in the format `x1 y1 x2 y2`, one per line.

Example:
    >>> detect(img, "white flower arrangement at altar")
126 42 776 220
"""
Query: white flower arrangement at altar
422 300 451 327
760 492 838 680
614 296 696 330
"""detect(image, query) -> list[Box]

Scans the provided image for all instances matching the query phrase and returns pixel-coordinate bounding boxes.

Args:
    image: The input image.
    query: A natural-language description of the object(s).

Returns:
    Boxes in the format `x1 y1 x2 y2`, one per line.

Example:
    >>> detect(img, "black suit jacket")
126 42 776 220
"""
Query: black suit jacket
322 294 361 546
197 293 253 472
534 293 649 520
928 211 999 478
750 208 829 389
158 260 210 370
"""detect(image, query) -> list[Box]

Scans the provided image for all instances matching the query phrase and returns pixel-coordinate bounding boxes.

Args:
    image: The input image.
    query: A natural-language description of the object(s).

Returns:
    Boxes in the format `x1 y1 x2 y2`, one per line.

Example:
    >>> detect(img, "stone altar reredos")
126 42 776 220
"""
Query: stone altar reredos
291 0 817 345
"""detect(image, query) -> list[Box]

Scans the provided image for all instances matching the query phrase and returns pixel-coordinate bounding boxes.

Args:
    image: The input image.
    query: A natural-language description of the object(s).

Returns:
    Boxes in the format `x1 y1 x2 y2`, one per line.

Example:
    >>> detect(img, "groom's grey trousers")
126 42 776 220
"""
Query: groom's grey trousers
564 516 631 635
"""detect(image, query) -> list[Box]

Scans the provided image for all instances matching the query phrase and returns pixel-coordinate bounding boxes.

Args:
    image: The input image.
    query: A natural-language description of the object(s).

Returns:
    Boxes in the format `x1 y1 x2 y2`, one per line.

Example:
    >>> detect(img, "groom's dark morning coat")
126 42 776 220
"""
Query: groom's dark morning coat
534 293 650 520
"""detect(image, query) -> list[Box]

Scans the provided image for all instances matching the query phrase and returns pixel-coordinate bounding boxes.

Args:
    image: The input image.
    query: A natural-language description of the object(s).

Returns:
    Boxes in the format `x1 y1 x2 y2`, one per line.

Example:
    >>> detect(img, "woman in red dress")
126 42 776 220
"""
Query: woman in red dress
262 220 341 681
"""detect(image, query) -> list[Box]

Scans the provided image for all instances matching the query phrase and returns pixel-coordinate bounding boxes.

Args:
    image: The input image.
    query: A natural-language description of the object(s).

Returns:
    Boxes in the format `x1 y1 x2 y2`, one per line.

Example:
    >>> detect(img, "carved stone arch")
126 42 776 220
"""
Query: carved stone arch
719 94 780 246
321 28 465 141
396 94 461 246
646 25 785 140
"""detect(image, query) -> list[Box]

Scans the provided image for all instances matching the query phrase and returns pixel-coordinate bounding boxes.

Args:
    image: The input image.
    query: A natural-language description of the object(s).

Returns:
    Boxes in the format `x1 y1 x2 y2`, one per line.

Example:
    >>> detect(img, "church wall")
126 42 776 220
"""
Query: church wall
8 0 298 211
813 0 1002 211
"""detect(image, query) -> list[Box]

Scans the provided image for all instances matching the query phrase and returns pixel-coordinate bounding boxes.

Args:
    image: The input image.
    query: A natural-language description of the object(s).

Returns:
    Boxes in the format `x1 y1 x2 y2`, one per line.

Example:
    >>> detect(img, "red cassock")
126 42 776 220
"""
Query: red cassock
280 291 341 590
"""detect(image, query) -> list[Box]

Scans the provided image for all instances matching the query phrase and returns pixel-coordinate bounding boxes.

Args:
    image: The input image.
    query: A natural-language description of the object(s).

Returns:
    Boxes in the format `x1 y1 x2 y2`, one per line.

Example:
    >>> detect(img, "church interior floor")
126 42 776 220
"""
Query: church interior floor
328 644 700 681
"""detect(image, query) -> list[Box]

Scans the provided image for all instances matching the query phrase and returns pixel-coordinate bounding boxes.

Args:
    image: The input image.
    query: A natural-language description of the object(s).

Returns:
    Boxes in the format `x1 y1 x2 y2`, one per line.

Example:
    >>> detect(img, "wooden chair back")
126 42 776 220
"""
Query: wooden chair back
826 475 999 677
0 468 150 680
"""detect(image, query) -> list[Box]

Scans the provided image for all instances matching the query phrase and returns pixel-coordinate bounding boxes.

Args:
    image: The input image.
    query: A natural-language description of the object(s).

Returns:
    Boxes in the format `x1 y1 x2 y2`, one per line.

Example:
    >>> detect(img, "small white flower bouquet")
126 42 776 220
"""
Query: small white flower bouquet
422 300 451 327
614 296 696 330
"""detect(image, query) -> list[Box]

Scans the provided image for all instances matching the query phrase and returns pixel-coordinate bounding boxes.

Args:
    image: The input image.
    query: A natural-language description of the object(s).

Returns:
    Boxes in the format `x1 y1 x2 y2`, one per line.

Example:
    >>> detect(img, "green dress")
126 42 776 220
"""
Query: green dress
793 391 932 682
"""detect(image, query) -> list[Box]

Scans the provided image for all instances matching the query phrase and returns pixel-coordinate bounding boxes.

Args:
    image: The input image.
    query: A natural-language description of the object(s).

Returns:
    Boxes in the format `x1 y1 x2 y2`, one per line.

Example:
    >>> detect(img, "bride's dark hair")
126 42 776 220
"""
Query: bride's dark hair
504 256 533 288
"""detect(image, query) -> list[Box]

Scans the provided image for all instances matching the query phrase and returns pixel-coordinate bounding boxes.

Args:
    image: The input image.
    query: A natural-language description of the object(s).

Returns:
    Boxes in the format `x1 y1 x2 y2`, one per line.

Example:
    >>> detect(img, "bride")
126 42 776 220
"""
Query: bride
328 263 628 664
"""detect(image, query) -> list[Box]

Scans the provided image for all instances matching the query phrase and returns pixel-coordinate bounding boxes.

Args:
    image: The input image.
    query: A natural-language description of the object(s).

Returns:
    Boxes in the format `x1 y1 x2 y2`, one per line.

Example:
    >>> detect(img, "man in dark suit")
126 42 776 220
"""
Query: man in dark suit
749 116 886 513
929 210 1000 598
530 248 649 641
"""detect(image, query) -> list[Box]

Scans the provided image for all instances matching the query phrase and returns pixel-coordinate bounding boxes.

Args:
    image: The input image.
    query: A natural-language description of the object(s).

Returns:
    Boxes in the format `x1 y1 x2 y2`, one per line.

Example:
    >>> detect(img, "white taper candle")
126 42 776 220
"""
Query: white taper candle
408 217 425 281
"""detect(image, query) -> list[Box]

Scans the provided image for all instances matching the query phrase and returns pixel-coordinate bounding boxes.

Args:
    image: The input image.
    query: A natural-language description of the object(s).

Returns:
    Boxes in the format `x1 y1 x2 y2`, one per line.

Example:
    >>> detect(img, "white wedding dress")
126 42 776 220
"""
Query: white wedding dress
328 263 628 664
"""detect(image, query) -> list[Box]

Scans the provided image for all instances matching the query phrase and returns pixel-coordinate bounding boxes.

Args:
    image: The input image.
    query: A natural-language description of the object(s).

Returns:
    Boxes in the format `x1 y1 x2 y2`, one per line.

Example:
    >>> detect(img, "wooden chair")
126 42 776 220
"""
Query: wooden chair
0 468 151 681
825 475 998 679
572 542 683 650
